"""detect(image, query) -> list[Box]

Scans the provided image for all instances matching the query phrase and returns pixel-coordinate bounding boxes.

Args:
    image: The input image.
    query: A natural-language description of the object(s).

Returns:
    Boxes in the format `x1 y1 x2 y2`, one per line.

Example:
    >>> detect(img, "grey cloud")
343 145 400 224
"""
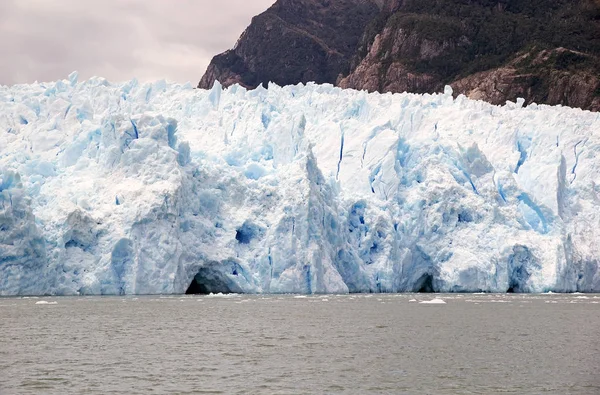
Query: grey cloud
0 0 275 85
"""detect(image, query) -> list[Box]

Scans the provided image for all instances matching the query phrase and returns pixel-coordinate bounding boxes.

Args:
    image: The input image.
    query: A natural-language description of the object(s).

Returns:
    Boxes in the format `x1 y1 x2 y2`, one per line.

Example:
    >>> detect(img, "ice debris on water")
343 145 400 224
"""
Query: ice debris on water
419 298 447 304
1 76 600 295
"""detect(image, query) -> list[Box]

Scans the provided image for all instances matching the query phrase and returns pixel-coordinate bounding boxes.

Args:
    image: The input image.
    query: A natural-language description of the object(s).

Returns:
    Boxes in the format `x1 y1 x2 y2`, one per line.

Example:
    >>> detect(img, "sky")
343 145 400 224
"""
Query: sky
0 0 275 86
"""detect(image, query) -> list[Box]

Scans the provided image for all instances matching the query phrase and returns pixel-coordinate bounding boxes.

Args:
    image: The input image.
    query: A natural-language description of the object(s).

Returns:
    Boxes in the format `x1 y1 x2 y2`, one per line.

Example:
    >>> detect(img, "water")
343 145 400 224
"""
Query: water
1 293 599 394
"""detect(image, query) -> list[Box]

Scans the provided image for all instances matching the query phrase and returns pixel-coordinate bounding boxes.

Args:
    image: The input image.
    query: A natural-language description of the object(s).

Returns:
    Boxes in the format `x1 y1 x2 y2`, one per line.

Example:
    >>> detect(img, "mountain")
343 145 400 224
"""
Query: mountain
1 76 599 295
198 0 380 89
199 0 600 111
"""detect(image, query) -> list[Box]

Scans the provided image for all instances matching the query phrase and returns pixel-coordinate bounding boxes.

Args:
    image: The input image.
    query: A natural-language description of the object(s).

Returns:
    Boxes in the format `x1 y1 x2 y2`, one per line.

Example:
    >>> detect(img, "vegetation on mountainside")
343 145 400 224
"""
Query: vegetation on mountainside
367 0 600 83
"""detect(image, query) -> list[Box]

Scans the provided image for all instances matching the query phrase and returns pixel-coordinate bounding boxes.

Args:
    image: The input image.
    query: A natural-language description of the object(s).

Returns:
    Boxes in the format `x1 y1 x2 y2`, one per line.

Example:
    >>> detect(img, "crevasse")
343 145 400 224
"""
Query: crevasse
1 73 599 295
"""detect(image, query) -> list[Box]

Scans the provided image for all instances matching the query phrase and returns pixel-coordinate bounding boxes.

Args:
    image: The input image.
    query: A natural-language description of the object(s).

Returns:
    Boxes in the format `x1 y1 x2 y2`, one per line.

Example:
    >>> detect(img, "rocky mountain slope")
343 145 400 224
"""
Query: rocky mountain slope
198 0 380 89
199 0 600 111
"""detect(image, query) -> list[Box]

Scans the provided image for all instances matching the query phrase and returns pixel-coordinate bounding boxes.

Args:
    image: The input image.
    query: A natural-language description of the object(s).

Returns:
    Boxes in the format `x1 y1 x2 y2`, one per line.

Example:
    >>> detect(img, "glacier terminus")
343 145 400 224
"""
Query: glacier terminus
1 73 599 295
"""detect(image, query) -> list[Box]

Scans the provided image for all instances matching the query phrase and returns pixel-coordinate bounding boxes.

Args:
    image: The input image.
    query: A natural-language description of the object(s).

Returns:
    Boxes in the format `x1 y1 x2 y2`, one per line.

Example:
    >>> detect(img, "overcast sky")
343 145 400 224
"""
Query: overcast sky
0 0 275 85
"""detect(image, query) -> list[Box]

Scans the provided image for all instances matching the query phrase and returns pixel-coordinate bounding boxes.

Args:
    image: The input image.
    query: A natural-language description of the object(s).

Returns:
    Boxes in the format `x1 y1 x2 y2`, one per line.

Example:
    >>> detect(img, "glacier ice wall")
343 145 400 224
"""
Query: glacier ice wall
1 73 599 295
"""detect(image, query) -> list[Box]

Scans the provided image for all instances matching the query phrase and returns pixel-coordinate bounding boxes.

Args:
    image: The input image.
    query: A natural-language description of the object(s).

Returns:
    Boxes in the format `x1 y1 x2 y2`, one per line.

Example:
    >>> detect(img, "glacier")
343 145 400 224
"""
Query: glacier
1 73 599 295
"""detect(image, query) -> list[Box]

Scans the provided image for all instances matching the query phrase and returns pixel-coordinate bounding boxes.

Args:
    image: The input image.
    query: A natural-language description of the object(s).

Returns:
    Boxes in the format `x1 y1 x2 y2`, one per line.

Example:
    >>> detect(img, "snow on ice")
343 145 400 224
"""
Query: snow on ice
1 73 599 295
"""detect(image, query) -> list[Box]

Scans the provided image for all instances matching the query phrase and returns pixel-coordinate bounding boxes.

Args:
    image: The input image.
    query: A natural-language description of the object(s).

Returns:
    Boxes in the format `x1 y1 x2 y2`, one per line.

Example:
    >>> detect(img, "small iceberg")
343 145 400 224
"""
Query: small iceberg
409 299 417 302
35 301 58 305
205 293 239 298
419 298 446 304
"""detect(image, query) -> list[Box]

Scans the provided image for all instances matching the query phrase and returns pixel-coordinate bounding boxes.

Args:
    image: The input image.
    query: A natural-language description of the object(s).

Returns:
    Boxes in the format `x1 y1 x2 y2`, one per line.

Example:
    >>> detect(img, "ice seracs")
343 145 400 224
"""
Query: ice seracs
1 76 599 295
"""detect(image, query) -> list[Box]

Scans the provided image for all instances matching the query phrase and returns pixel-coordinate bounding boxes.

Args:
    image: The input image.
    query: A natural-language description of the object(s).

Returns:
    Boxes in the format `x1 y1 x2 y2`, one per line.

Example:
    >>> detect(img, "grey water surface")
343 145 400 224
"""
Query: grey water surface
1 293 599 394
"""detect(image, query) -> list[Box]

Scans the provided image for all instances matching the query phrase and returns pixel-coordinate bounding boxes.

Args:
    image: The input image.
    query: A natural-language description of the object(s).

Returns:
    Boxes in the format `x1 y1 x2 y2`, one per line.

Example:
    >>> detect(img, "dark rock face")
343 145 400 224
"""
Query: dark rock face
199 0 600 111
198 0 380 89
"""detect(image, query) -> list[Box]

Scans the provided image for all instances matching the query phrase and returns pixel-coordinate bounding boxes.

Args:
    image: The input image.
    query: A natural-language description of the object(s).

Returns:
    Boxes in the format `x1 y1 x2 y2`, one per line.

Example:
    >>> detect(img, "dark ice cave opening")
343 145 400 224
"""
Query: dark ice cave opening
185 267 234 295
185 280 212 295
507 283 520 293
415 273 435 293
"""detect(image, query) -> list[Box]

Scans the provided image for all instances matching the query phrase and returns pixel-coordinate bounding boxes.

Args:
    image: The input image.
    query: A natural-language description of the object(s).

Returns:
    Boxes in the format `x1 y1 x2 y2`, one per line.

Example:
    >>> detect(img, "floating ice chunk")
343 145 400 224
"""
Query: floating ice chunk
204 293 240 298
419 298 446 304
35 301 58 305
